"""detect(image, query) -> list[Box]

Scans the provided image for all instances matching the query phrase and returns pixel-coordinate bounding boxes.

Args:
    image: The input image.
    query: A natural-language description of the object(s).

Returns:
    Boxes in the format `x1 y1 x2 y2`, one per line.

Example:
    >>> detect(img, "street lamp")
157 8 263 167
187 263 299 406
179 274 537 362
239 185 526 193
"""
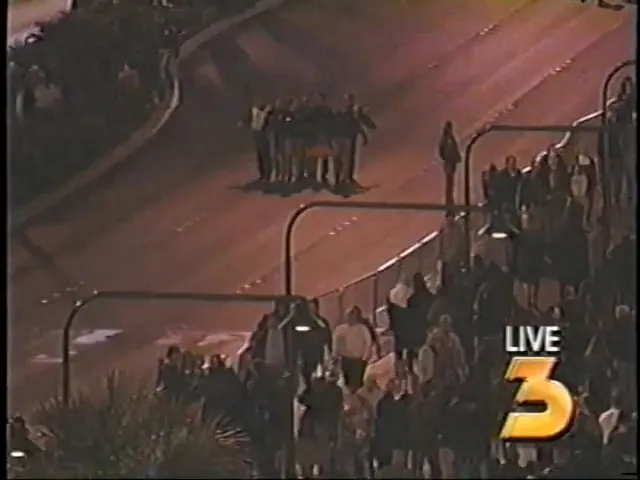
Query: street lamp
478 208 519 240
277 299 325 478
281 200 484 477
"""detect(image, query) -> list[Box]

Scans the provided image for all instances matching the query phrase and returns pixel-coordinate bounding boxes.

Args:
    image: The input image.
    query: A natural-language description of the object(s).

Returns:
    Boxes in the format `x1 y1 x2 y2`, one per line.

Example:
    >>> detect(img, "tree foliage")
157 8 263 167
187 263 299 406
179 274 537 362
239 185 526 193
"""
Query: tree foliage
14 374 253 479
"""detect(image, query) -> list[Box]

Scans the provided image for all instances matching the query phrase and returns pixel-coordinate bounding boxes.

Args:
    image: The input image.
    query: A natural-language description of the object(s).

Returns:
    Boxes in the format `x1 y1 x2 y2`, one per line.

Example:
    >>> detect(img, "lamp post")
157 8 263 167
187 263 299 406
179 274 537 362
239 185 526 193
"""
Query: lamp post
283 200 484 296
282 200 484 477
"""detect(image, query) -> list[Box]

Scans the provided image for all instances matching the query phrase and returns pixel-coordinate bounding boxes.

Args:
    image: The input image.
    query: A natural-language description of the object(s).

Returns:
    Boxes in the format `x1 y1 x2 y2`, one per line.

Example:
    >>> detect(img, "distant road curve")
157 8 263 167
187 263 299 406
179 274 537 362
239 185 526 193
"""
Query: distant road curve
7 0 72 46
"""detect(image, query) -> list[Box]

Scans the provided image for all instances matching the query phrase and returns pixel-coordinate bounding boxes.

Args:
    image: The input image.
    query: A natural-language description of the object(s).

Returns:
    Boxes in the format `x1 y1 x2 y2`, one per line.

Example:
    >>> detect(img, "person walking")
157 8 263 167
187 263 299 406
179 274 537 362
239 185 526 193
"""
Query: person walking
438 121 462 207
296 298 332 387
240 101 273 182
436 211 466 289
306 93 334 185
570 151 597 229
388 276 421 375
266 97 288 182
333 306 375 392
335 94 373 185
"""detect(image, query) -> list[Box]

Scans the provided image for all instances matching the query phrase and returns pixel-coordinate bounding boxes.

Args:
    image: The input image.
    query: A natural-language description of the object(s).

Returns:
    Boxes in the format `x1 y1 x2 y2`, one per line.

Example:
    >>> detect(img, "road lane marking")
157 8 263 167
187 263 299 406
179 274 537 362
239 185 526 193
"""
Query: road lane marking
31 351 77 364
196 332 249 347
71 329 122 345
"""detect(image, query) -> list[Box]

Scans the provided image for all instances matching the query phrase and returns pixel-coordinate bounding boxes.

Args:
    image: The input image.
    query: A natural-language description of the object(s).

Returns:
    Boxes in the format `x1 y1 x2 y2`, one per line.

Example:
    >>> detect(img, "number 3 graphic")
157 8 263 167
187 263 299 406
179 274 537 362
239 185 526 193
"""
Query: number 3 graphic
500 356 576 441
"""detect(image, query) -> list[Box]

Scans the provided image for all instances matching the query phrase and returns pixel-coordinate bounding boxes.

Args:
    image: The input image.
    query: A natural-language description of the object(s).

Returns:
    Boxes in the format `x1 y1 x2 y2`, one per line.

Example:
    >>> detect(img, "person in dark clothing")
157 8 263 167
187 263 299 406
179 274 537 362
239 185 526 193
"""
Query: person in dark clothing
481 163 501 209
608 234 637 308
438 120 462 207
497 155 522 213
548 147 571 200
305 93 334 184
515 160 532 208
335 94 372 185
283 98 307 183
292 96 314 183
388 279 419 372
472 272 507 341
408 383 444 478
447 383 493 478
297 298 332 387
266 97 289 182
531 153 552 204
468 254 487 296
358 312 382 360
514 204 545 310
552 197 590 298
407 272 435 337
201 355 248 427
372 379 411 470
8 416 41 459
297 376 344 476
156 344 186 403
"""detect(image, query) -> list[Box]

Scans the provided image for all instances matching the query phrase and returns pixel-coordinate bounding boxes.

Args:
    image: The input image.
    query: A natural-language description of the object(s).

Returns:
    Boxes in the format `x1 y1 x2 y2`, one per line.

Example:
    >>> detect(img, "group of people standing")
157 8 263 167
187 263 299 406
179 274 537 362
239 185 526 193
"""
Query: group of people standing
241 93 377 188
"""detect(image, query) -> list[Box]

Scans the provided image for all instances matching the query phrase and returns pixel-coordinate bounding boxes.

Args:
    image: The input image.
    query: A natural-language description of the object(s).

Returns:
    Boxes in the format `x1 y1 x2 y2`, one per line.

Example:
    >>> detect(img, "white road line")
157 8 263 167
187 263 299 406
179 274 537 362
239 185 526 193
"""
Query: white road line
72 329 122 345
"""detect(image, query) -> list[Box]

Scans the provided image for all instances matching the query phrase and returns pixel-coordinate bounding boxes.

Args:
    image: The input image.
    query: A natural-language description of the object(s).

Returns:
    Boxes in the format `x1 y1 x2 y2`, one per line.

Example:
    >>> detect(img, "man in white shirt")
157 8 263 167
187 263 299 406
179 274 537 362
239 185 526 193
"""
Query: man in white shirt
240 102 273 181
333 306 374 391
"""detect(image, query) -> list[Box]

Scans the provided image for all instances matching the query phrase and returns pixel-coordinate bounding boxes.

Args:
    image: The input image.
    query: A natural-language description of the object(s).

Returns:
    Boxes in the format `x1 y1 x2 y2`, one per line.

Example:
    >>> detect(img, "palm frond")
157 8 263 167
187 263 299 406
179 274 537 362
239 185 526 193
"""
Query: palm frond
17 373 254 479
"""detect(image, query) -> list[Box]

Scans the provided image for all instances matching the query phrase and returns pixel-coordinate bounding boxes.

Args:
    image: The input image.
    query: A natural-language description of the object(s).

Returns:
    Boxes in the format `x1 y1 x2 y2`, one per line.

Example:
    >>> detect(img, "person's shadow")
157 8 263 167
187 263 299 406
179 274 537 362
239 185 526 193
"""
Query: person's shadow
231 179 377 198
595 0 625 10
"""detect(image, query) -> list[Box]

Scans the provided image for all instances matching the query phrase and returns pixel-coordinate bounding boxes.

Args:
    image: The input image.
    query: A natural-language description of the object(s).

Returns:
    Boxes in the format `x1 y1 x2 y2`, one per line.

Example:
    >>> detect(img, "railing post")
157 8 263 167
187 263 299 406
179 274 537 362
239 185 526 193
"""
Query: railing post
372 274 379 330
62 298 92 406
463 127 489 273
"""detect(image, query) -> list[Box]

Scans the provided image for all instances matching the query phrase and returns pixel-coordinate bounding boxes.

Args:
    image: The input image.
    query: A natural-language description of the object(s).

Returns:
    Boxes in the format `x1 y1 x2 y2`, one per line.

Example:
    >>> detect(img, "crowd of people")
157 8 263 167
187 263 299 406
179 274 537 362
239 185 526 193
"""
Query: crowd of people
148 227 635 478
147 180 636 479
241 93 377 189
8 39 635 475
155 77 638 477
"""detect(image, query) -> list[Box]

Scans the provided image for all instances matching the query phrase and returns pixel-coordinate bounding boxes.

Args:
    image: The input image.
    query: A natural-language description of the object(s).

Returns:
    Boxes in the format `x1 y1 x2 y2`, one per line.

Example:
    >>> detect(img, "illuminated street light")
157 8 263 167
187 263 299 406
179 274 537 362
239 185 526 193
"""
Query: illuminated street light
478 209 518 240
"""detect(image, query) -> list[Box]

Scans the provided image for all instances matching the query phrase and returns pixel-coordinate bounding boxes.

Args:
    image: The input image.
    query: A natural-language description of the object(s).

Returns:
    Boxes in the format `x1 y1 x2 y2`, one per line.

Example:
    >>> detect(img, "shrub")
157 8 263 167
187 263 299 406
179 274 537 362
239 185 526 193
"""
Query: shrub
14 373 253 479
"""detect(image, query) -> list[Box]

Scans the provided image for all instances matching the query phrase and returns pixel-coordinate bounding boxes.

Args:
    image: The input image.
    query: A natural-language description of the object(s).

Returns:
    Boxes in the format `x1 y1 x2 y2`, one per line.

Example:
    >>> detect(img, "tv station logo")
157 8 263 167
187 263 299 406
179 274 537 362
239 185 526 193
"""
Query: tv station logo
500 325 576 442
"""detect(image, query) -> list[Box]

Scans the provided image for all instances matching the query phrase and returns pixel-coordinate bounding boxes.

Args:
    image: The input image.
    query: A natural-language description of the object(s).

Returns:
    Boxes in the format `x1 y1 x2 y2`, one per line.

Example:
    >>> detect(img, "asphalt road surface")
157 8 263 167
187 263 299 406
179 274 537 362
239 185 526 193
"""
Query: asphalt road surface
9 0 635 409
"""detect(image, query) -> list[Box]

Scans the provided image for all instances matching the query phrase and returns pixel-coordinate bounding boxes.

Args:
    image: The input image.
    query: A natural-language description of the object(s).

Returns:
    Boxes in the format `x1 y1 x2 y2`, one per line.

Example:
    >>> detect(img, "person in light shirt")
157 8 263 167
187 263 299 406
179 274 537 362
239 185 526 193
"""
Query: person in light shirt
333 306 374 392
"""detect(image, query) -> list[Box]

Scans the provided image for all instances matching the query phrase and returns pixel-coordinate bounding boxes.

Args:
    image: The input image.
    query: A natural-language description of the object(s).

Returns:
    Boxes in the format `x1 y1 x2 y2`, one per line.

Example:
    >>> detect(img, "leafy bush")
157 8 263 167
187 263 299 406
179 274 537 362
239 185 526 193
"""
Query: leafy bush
15 374 253 479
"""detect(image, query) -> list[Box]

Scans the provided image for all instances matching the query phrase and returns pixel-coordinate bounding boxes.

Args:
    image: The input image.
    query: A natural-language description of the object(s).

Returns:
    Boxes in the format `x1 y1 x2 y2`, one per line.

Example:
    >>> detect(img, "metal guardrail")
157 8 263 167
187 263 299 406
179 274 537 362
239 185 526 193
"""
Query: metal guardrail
312 91 634 330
